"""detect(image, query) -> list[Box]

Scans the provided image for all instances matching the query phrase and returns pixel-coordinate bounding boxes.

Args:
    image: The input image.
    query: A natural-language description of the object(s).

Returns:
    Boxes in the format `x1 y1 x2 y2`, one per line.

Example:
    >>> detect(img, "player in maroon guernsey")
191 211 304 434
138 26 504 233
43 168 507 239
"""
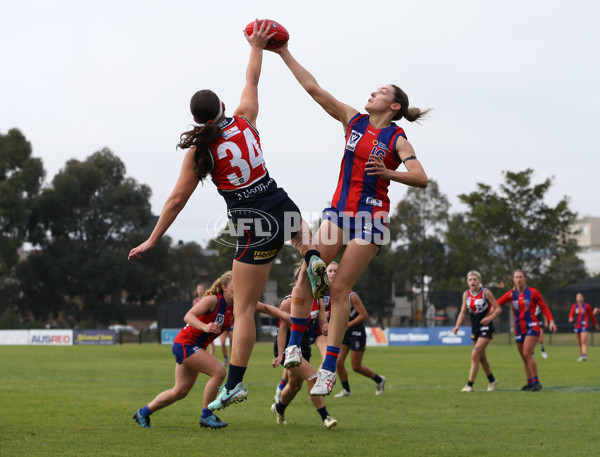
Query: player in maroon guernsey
271 43 429 395
568 293 599 361
496 270 557 391
326 262 386 398
453 271 501 392
128 21 329 411
132 271 290 429
270 267 337 428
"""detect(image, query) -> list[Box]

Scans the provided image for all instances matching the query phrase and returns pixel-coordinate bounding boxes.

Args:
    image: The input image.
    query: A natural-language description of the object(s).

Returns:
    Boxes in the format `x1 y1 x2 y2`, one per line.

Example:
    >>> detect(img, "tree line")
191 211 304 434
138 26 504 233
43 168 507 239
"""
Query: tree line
0 128 587 329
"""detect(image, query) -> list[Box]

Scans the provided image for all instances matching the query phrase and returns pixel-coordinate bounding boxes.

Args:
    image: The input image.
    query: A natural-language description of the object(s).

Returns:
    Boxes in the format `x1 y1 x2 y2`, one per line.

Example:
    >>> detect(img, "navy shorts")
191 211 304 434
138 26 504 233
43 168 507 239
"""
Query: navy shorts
514 328 540 343
322 206 389 249
342 325 367 352
172 343 202 364
230 196 302 265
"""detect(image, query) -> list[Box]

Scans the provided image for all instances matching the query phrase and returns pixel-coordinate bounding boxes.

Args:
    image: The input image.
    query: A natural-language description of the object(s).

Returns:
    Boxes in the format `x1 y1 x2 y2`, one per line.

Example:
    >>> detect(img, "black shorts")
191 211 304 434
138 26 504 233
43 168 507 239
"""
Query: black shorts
471 313 494 342
341 324 366 352
274 329 312 364
230 194 302 265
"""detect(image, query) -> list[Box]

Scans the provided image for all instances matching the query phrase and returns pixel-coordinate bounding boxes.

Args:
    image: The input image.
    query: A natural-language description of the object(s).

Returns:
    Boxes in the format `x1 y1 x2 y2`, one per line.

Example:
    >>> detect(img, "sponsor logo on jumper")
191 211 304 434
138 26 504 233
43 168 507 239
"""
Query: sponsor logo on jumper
365 197 382 207
222 126 241 140
233 178 274 200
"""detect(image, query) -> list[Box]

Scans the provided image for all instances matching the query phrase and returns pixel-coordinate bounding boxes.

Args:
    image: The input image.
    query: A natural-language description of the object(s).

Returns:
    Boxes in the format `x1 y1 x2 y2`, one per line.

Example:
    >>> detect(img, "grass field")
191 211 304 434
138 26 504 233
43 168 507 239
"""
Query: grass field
1 340 599 457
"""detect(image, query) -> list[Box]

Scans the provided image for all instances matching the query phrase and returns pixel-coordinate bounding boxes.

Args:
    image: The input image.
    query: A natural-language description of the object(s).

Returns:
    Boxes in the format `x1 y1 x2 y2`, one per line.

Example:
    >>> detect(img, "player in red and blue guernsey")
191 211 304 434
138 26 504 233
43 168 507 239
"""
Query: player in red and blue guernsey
568 293 599 361
496 270 557 391
273 43 429 396
132 271 289 429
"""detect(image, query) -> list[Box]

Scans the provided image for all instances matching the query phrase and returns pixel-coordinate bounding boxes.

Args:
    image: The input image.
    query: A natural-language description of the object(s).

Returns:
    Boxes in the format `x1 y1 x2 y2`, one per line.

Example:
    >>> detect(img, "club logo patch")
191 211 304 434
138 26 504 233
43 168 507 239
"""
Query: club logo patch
346 130 363 152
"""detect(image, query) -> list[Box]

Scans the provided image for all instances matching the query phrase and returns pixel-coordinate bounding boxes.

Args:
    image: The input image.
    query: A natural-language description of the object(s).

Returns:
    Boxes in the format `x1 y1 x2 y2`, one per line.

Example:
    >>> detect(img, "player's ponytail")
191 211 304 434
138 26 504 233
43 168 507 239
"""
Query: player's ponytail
390 84 431 123
177 90 224 182
205 271 233 296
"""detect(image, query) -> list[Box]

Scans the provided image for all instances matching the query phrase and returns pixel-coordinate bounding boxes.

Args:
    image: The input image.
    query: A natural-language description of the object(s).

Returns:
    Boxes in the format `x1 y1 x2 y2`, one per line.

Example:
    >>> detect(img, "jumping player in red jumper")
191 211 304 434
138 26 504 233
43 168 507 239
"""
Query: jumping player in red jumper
568 293 599 361
271 42 429 396
128 20 329 411
496 270 557 391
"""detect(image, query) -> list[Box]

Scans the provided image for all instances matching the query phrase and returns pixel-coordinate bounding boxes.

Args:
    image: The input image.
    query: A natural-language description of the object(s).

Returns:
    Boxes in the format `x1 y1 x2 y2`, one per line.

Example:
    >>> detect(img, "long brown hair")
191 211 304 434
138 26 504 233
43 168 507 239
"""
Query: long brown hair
177 89 223 182
205 271 233 296
390 84 431 122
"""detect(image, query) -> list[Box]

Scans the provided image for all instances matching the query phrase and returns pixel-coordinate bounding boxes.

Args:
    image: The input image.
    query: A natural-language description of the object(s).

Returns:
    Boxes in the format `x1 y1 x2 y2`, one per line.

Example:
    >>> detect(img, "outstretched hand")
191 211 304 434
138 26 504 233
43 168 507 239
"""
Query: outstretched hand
244 19 276 49
128 239 155 260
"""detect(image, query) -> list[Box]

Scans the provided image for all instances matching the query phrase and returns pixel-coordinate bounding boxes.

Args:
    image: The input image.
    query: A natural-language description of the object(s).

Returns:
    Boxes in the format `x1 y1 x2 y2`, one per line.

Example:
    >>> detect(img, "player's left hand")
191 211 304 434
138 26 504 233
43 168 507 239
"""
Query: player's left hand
272 355 283 368
366 154 390 179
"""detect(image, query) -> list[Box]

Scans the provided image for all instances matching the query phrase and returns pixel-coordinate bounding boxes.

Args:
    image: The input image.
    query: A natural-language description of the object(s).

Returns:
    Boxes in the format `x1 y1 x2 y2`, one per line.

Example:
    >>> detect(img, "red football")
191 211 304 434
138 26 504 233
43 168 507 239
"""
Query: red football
245 19 289 50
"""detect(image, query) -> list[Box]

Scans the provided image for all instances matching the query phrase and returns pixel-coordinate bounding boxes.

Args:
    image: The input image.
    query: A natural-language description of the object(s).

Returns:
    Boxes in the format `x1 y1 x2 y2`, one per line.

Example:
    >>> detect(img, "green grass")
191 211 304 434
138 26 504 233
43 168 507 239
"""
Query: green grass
1 341 599 457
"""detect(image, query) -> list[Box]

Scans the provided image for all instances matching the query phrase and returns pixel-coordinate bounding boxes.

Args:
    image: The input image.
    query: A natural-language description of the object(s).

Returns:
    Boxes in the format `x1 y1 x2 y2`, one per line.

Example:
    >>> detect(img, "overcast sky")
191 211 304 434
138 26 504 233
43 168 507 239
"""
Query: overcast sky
2 0 598 246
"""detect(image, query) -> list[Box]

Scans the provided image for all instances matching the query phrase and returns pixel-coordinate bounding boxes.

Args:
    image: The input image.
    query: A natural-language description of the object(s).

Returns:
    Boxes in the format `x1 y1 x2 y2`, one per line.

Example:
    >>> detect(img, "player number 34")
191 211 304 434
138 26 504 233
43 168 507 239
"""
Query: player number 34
217 128 265 186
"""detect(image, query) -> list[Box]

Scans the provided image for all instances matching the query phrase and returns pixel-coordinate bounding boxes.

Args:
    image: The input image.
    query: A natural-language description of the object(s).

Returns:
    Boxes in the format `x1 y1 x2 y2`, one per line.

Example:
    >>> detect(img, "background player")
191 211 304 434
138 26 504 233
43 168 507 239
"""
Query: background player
271 267 336 428
132 271 290 429
452 270 500 392
496 270 556 391
326 262 386 398
568 292 599 361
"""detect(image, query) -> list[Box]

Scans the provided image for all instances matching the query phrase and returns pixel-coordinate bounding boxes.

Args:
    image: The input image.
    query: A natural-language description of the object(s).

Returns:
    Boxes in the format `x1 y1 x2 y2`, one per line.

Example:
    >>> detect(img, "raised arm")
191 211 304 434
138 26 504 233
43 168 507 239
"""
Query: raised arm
128 149 199 259
273 44 358 130
234 20 274 126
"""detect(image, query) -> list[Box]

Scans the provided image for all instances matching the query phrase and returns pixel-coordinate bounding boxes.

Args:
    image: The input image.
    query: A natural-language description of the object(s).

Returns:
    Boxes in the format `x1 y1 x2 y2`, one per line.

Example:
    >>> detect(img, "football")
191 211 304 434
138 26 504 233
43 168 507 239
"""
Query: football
245 19 289 50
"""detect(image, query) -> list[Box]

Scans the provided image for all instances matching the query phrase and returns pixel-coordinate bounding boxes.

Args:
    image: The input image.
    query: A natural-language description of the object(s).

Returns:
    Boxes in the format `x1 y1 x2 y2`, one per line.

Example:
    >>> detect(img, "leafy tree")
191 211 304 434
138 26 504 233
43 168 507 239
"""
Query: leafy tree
353 243 395 326
0 129 44 304
17 148 158 326
446 169 579 287
389 179 450 322
535 242 588 293
155 241 210 301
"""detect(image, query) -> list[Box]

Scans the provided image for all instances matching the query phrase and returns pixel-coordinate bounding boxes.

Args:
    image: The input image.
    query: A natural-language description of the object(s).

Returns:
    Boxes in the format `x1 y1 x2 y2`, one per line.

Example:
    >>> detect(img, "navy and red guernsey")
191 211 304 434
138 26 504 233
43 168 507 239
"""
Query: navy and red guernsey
466 287 490 315
569 302 598 330
331 113 407 217
497 287 553 337
278 294 320 328
209 116 267 192
173 294 233 349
